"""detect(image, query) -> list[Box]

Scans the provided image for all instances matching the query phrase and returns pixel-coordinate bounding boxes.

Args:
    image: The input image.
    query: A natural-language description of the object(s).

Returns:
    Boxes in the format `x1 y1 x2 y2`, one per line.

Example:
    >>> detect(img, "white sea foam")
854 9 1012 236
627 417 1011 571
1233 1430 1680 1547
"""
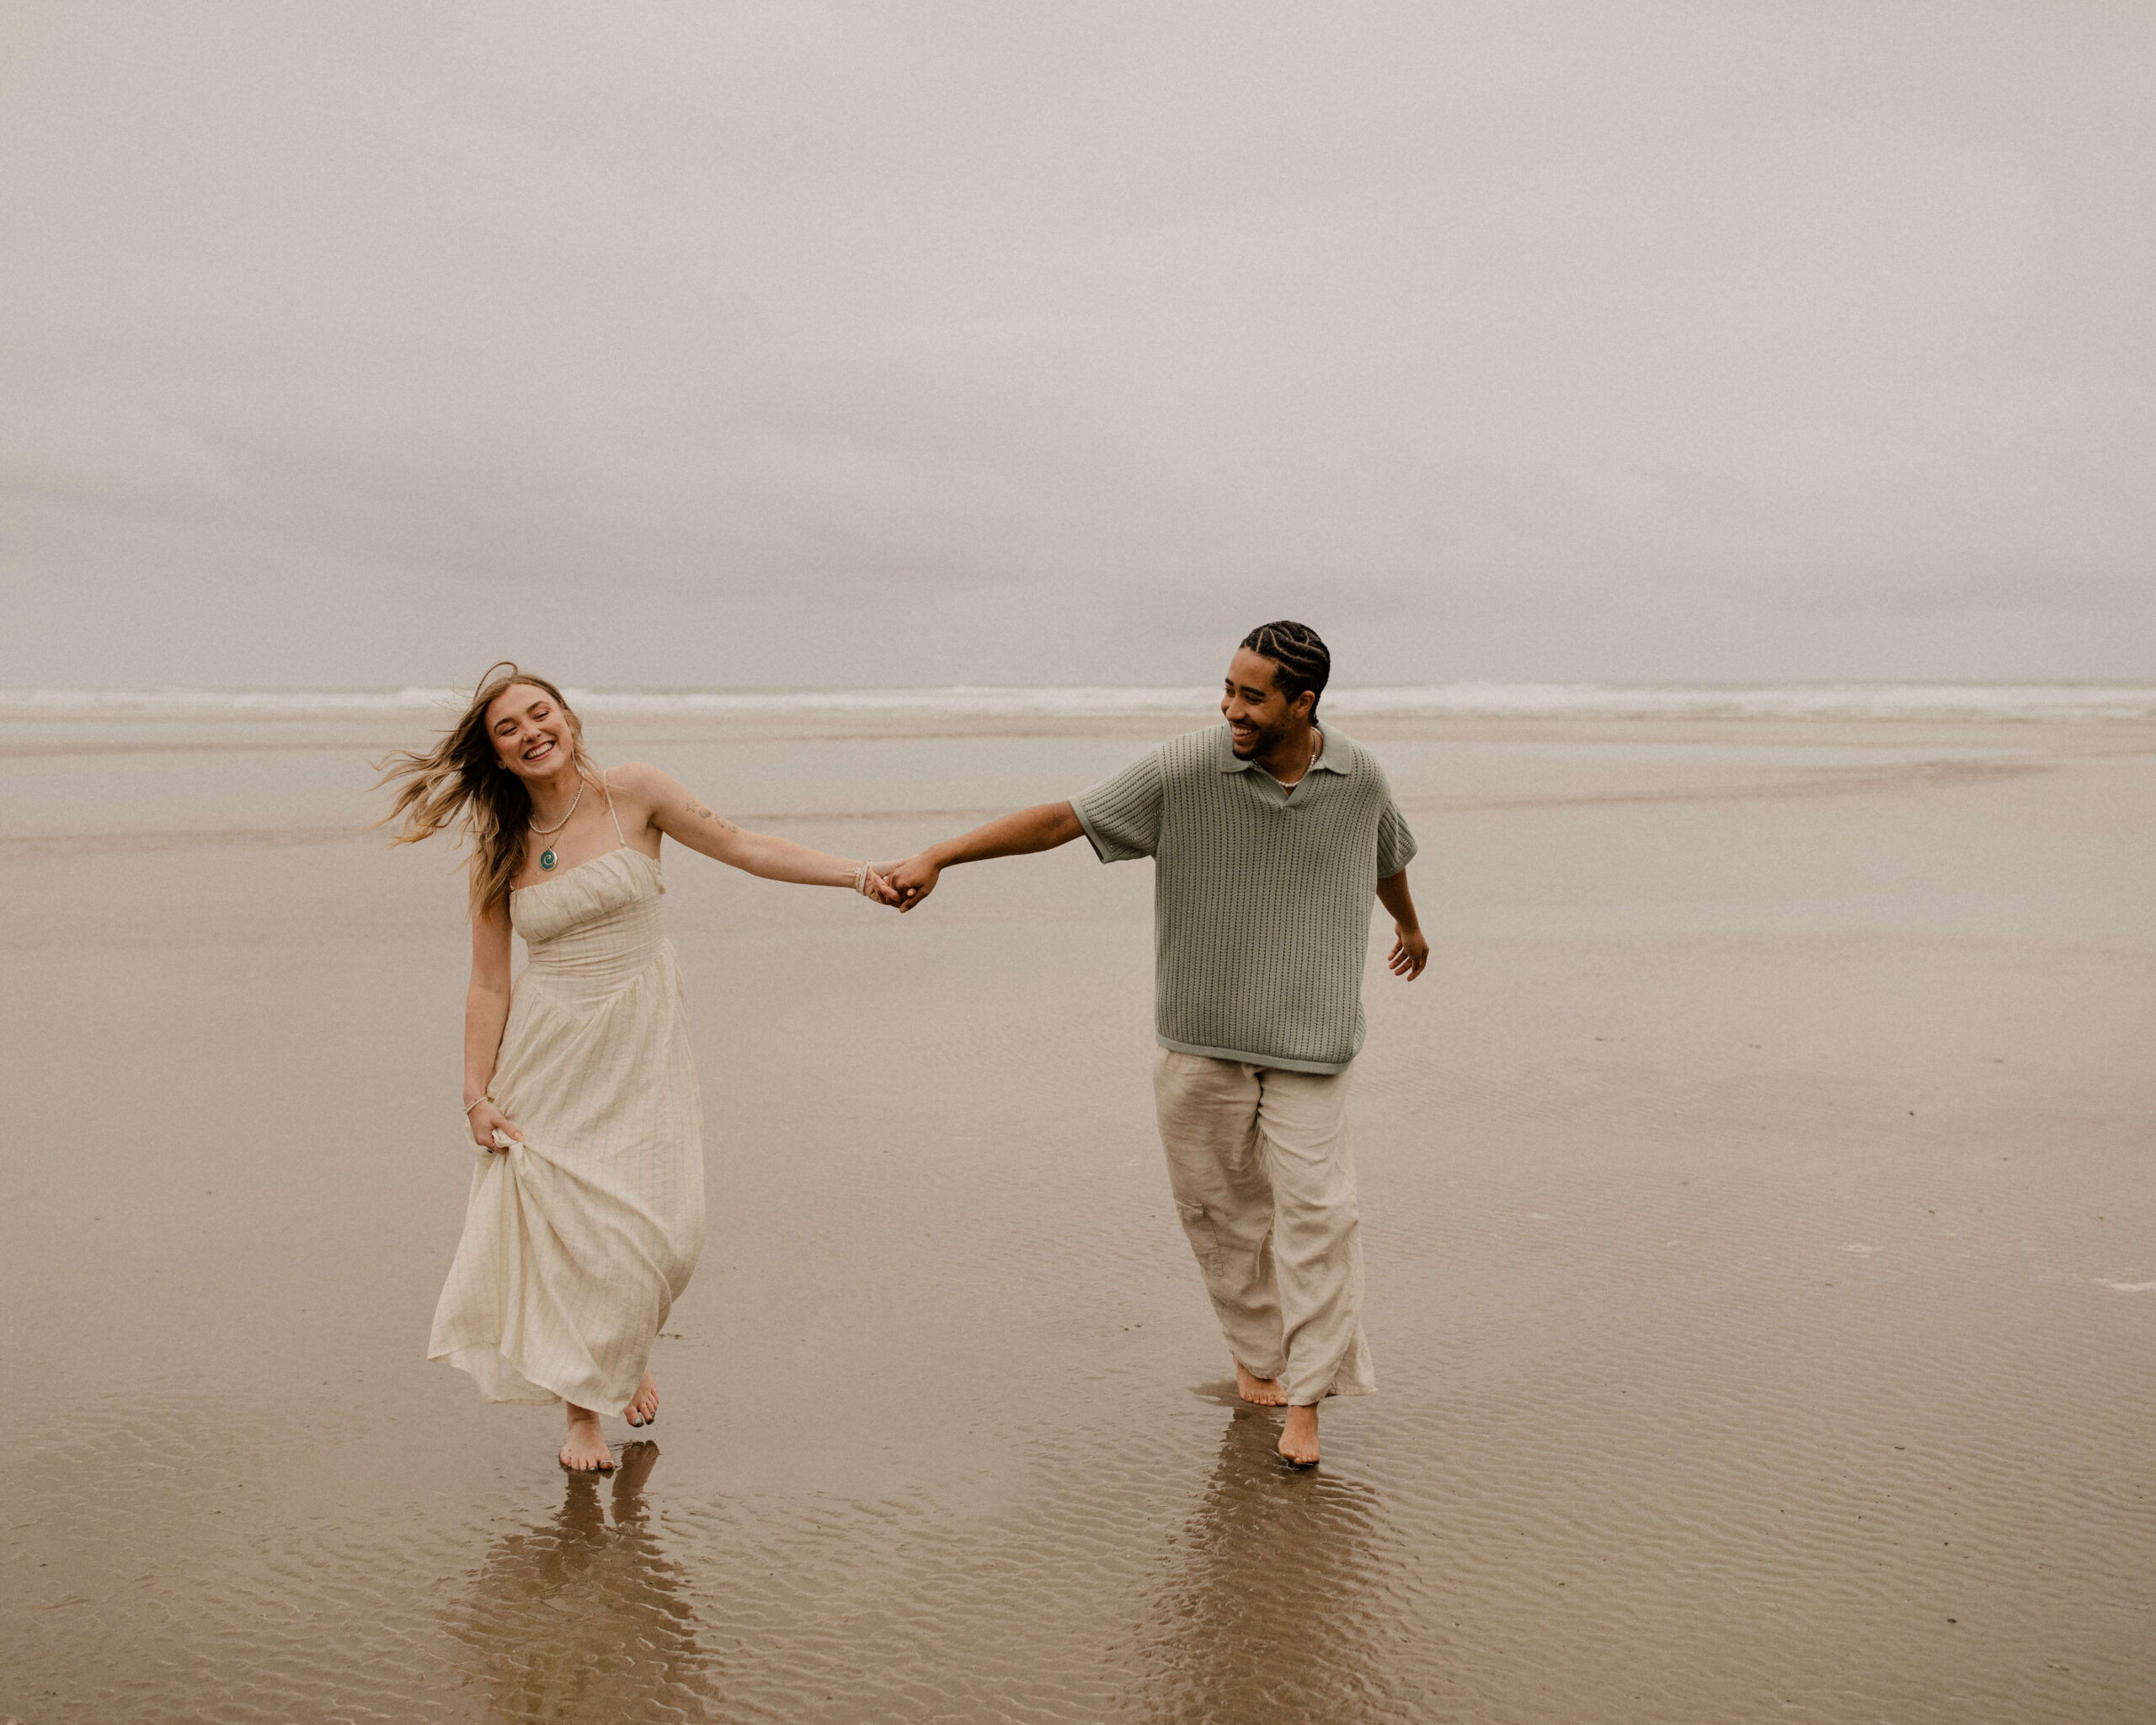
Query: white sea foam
3 683 2152 721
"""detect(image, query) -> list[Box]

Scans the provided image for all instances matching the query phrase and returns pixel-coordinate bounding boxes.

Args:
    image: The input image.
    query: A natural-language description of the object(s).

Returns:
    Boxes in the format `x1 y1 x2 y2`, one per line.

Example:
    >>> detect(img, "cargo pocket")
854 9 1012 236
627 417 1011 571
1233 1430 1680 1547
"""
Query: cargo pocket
1174 1199 1225 1282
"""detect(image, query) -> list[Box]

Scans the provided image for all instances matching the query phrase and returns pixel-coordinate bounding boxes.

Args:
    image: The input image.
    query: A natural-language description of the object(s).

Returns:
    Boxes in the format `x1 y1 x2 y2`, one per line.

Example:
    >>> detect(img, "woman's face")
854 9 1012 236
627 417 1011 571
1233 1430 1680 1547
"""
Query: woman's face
484 683 579 785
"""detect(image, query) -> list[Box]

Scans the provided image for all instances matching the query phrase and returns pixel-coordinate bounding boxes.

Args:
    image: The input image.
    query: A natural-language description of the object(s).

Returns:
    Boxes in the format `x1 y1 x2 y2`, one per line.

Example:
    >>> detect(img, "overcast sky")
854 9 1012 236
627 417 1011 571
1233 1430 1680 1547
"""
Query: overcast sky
3 3 2150 689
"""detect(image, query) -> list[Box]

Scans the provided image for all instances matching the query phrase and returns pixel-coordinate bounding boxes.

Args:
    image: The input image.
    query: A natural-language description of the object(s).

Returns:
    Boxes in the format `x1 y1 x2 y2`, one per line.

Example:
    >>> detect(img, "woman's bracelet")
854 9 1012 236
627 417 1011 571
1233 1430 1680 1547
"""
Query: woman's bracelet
463 1095 490 1116
852 859 871 896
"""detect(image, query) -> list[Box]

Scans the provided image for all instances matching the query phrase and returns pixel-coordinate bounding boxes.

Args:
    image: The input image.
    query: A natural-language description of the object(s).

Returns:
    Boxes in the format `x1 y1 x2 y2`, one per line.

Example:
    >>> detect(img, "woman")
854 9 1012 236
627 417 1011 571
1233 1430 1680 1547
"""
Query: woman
379 664 898 1471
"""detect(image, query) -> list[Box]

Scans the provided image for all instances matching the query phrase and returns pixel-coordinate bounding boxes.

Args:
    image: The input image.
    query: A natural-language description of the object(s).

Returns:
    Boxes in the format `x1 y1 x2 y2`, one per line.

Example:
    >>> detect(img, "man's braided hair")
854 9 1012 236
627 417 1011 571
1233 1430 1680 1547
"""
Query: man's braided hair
1241 620 1331 716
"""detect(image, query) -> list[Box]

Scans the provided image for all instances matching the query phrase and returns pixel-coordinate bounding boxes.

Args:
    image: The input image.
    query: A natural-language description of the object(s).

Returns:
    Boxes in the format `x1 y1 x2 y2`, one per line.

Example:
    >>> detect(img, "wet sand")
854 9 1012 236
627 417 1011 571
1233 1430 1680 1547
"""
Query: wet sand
3 705 2152 1722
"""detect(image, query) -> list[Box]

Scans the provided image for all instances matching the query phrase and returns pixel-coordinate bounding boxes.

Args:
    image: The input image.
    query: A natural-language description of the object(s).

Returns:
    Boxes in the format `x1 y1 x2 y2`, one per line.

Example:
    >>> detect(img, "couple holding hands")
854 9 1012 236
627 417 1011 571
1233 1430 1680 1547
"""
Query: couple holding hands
379 621 1424 1472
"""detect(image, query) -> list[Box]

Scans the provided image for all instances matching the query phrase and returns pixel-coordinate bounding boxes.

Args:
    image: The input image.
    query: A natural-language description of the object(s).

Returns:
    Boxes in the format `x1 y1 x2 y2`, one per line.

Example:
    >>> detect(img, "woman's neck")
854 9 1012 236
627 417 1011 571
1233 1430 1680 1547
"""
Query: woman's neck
526 767 585 827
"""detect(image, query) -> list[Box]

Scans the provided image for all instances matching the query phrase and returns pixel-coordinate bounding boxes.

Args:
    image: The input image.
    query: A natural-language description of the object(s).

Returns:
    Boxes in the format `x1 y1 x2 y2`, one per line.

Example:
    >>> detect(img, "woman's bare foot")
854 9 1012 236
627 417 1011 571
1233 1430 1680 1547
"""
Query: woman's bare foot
1235 1361 1289 1406
559 1403 616 1472
1279 1404 1320 1468
625 1370 659 1428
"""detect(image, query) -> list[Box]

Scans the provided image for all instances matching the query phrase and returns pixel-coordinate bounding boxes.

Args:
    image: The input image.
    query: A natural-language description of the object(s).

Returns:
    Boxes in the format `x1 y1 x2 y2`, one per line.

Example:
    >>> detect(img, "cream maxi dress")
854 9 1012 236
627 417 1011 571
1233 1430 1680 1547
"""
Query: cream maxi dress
429 778 705 1418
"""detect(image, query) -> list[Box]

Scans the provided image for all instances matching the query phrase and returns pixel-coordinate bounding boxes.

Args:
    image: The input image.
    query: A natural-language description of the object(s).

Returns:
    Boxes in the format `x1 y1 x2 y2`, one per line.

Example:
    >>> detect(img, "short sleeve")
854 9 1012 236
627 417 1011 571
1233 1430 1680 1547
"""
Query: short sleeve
1376 798 1417 876
1071 747 1166 862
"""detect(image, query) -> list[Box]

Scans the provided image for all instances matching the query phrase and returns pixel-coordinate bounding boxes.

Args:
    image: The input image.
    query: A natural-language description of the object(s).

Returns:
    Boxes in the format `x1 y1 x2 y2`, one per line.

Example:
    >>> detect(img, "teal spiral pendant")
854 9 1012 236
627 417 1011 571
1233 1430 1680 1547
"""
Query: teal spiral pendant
540 848 557 871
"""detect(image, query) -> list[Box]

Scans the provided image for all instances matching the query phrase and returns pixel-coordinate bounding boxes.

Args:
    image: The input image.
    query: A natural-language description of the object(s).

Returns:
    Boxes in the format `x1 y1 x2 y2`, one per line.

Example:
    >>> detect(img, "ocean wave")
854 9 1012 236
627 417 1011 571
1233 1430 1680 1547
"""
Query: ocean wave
3 683 2152 721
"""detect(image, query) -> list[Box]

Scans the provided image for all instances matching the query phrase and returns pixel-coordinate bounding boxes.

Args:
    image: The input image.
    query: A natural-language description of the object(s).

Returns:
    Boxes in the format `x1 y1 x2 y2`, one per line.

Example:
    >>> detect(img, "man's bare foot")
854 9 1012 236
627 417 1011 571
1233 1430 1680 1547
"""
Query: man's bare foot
1279 1404 1320 1468
1235 1361 1289 1406
559 1404 616 1472
625 1370 659 1428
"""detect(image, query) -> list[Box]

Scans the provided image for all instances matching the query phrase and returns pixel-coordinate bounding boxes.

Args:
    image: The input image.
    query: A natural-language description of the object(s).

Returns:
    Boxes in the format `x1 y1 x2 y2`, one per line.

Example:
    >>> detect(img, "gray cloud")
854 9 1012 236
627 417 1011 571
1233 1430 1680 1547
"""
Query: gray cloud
3 1 2151 688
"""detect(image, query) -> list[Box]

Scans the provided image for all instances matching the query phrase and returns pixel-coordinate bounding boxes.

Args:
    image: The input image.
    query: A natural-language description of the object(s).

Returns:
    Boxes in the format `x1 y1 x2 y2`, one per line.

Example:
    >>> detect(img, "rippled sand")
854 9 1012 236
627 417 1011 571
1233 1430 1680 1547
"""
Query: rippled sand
3 708 2152 1722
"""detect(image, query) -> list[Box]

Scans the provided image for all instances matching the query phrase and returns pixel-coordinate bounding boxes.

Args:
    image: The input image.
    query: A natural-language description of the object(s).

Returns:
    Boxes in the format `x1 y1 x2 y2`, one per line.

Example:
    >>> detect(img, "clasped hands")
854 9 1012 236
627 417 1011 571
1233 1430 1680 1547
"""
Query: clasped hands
867 852 941 913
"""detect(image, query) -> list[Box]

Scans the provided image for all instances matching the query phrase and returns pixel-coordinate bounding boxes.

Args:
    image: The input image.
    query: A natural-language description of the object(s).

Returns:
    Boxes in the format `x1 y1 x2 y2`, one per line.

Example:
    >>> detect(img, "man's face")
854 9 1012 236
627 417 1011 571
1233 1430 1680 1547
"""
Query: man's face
1221 647 1313 758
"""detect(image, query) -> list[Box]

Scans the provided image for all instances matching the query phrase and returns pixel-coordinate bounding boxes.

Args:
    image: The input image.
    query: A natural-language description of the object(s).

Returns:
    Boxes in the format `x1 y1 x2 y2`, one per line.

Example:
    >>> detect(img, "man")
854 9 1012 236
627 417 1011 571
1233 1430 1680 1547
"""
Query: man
884 621 1426 1467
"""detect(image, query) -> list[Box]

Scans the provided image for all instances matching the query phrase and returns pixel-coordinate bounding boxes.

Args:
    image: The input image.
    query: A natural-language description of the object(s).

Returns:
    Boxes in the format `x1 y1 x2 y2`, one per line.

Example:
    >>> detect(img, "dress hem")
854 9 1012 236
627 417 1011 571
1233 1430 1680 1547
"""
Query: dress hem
430 1343 634 1419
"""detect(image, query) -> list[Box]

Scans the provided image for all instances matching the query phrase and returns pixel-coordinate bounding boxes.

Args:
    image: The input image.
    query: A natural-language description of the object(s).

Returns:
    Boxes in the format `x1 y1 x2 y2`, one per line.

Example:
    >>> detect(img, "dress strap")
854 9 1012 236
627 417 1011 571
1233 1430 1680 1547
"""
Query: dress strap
600 768 627 848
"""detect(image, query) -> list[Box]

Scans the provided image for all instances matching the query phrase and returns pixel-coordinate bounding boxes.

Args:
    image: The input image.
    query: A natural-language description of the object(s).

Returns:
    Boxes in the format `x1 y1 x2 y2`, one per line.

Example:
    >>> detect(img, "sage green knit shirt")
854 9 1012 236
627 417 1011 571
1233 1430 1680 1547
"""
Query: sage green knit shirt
1071 723 1418 1074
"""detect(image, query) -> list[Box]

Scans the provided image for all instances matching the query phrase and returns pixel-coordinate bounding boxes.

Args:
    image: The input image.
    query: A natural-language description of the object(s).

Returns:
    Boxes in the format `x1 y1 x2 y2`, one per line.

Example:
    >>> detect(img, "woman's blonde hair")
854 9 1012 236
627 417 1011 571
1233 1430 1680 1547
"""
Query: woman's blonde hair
375 662 599 916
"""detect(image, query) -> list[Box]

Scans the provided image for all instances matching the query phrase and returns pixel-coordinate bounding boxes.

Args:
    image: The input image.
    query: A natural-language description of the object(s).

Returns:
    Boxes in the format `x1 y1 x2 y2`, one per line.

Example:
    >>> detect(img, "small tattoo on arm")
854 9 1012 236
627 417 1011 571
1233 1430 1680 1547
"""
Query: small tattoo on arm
687 798 738 833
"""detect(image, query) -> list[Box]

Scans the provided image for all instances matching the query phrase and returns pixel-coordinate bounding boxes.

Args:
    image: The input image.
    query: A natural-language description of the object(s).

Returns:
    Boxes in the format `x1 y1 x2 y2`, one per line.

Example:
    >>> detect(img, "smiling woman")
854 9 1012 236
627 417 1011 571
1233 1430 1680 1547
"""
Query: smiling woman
373 663 901 1472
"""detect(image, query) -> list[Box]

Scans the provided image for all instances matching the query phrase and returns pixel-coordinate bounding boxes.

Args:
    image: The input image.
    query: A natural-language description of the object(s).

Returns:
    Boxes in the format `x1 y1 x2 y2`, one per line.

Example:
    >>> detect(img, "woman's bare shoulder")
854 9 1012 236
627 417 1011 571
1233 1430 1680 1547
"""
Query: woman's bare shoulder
603 759 675 795
601 761 683 827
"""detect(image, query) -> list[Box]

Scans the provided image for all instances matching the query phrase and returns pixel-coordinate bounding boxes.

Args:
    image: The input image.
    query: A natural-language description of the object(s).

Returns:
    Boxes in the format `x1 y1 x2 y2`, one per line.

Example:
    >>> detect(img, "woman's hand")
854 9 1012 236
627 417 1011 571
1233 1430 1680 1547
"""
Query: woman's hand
469 1100 523 1152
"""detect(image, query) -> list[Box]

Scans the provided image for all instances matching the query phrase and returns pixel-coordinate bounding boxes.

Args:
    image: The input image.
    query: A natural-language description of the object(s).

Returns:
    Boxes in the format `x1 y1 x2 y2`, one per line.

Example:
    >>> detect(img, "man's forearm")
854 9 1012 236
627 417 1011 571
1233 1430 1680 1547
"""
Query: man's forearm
1375 868 1418 928
930 801 1084 868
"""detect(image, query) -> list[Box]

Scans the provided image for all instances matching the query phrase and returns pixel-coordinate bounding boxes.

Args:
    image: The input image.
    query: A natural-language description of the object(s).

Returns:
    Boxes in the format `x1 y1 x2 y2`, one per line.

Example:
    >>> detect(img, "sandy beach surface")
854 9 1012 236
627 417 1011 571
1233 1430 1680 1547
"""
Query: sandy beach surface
3 702 2151 1723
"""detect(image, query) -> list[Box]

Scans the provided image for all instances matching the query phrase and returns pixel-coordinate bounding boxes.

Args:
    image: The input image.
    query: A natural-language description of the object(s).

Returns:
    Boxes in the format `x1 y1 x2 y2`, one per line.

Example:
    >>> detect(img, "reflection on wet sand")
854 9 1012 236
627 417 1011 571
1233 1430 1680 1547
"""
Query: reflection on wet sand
445 1442 720 1723
1145 1404 1406 1721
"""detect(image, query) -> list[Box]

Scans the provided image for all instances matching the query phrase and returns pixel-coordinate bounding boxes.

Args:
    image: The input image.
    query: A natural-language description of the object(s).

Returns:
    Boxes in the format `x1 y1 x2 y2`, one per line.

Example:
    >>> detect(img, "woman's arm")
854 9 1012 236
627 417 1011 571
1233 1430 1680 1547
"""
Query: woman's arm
464 897 522 1150
616 762 899 900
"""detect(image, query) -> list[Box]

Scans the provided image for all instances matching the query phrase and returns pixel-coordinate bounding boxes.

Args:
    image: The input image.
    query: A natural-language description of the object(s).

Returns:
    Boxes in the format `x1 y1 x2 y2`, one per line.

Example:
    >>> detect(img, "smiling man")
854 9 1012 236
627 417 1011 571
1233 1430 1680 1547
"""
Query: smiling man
883 621 1426 1467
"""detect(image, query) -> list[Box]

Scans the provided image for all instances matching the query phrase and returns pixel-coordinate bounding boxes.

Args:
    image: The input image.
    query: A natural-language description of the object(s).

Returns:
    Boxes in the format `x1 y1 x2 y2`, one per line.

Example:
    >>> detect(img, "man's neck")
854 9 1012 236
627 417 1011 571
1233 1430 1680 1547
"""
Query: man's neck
1253 721 1321 788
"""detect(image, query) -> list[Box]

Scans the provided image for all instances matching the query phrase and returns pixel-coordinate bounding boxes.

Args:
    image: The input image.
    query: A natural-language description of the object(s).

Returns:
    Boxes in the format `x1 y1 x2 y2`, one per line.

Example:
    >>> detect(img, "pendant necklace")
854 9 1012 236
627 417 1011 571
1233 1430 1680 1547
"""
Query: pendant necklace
530 776 584 872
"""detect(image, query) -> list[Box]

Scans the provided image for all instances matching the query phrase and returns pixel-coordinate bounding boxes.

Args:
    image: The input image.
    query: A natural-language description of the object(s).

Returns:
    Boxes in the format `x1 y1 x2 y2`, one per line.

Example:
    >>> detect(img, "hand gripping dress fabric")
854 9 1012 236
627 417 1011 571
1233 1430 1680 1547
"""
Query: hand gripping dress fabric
428 838 705 1418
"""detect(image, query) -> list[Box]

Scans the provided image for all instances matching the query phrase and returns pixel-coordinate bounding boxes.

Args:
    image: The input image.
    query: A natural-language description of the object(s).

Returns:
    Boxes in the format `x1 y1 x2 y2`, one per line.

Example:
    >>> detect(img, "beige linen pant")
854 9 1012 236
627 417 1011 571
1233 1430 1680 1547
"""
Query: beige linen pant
1153 1048 1375 1407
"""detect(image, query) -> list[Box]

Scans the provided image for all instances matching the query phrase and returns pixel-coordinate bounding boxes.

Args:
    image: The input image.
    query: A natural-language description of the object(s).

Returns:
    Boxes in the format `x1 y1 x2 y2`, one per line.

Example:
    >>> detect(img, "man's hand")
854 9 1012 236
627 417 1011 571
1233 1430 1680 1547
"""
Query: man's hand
1386 924 1428 980
875 804 1081 915
878 853 942 912
1375 870 1424 978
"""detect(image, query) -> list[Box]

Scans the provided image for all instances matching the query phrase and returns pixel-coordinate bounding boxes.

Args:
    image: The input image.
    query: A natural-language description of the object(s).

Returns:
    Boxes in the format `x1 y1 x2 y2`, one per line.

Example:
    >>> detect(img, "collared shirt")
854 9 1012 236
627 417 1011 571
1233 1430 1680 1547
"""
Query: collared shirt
1071 723 1418 1073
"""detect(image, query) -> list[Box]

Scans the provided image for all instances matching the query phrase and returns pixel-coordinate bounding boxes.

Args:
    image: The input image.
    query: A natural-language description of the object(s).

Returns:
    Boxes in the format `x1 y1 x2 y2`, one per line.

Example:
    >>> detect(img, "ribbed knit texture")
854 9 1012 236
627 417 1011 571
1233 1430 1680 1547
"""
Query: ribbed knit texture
1072 724 1417 1073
